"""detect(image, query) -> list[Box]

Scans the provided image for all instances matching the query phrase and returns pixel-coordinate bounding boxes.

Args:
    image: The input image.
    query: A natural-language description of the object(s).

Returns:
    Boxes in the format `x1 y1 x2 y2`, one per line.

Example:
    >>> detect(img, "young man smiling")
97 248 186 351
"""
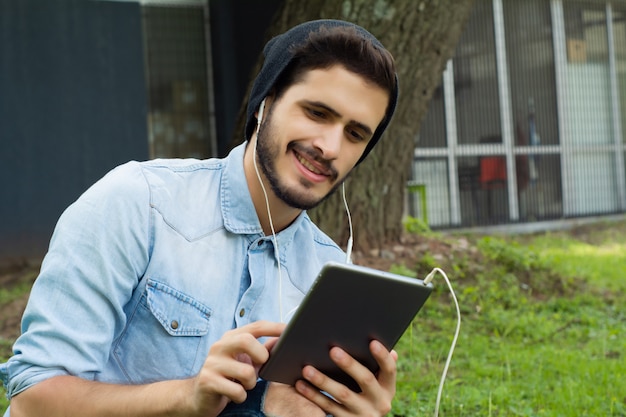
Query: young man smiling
247 64 389 232
1 19 399 417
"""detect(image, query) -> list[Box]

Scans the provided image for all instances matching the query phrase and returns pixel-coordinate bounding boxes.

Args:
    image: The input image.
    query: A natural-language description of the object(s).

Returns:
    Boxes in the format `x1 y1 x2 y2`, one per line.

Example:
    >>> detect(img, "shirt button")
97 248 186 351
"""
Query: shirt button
170 320 179 330
239 308 245 317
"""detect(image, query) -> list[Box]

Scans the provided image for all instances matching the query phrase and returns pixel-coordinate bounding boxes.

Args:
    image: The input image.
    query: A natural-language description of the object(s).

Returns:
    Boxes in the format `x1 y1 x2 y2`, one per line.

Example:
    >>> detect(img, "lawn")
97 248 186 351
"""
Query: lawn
390 219 626 416
1 219 625 416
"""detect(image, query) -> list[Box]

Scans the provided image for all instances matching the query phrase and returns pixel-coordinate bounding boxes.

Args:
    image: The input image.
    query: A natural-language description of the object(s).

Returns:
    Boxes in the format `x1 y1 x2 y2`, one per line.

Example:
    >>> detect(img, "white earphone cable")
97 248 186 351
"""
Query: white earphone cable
253 99 285 322
341 183 354 264
424 267 461 417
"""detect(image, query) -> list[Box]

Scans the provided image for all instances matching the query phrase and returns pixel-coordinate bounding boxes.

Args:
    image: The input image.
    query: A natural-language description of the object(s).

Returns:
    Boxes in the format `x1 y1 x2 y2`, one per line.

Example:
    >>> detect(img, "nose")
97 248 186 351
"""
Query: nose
312 125 343 160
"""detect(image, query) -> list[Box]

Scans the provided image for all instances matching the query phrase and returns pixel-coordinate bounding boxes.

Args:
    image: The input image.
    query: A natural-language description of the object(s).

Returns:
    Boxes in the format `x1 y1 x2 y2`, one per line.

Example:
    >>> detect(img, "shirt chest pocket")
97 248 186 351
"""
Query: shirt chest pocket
146 280 211 336
113 279 212 383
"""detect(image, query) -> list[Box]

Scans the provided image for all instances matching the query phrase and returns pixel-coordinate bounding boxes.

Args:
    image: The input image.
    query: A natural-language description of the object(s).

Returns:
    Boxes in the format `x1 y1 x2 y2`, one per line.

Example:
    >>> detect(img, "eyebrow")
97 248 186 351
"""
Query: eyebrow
302 100 374 137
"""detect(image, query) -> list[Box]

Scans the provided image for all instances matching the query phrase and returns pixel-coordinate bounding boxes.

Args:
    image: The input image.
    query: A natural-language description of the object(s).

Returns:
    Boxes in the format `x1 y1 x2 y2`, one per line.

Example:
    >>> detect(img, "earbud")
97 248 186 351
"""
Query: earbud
257 98 266 128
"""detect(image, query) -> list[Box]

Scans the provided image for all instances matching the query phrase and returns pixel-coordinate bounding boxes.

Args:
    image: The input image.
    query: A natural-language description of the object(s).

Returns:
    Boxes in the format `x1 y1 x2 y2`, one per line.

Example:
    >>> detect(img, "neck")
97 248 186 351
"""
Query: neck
243 140 302 235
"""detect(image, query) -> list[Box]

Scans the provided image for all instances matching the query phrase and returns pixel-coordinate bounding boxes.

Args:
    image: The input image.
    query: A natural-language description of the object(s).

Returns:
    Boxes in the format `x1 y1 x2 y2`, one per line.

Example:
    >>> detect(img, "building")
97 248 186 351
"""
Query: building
0 0 279 260
411 0 626 229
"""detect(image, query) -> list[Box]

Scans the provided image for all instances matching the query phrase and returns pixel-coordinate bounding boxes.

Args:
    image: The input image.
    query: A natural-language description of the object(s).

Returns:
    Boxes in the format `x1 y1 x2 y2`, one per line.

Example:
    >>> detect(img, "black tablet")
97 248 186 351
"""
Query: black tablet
259 261 433 392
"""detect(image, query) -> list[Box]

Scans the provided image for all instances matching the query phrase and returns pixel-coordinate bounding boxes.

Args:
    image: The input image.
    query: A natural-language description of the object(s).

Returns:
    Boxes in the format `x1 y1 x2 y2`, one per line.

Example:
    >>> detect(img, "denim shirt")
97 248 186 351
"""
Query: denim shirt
0 142 345 411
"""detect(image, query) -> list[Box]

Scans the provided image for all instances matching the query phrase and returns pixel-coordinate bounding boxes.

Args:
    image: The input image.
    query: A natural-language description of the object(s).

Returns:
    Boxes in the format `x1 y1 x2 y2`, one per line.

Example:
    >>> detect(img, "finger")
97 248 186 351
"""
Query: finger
213 377 249 404
313 345 395 415
225 322 285 363
263 336 281 352
204 355 259 390
300 352 359 408
295 379 343 415
328 347 379 400
234 320 286 339
193 365 250 404
214 326 281 364
369 340 397 394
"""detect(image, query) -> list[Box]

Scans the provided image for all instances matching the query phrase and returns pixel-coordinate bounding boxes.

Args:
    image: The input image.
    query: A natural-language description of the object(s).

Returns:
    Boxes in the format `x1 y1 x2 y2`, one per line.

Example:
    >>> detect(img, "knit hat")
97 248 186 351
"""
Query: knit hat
245 19 398 165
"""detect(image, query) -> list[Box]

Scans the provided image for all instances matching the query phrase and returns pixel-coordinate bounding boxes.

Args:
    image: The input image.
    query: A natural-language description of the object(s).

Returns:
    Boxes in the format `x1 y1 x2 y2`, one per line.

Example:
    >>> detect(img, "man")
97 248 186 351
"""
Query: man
1 19 399 416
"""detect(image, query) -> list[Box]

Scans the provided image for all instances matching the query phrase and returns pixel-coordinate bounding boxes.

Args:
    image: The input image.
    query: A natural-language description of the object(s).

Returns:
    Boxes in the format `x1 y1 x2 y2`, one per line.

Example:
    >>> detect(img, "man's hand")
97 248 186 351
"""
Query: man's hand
10 321 286 417
263 382 327 417
185 320 286 416
294 340 398 417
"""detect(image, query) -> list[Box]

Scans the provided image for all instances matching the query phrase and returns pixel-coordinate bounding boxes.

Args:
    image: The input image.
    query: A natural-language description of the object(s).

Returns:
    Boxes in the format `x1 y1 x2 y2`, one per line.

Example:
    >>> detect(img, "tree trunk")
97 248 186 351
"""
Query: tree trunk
232 0 476 252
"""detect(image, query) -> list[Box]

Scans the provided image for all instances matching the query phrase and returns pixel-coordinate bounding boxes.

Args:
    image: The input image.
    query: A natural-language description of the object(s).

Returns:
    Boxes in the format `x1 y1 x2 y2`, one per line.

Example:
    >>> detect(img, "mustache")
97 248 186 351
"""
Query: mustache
288 143 339 180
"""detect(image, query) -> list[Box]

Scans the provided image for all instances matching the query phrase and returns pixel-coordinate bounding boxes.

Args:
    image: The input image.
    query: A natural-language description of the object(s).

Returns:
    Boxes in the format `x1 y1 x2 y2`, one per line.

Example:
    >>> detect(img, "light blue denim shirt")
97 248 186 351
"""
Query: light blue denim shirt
0 142 345 412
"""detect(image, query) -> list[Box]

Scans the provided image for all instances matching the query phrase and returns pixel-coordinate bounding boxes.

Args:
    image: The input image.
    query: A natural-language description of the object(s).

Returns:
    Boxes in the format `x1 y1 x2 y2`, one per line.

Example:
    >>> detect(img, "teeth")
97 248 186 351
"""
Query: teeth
297 154 322 175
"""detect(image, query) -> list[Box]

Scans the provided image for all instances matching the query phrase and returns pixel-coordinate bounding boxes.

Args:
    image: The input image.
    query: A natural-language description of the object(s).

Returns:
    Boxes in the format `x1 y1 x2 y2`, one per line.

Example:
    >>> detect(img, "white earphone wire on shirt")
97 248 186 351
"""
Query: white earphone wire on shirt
252 99 285 322
342 182 354 264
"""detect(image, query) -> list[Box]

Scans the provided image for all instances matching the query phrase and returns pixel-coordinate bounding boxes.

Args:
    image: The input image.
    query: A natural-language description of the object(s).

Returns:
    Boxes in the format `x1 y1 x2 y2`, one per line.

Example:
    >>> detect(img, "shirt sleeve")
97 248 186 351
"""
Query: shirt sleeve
1 161 152 398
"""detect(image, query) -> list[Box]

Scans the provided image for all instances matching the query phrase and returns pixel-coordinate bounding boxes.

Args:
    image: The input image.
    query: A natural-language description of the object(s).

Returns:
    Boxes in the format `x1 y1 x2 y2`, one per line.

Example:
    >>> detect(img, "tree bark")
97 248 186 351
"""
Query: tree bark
232 0 476 252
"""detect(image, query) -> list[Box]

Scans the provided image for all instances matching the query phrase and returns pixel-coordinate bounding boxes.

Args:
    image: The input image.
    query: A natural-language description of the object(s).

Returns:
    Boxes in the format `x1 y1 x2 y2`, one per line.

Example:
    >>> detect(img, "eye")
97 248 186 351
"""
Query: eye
346 128 366 143
306 107 327 120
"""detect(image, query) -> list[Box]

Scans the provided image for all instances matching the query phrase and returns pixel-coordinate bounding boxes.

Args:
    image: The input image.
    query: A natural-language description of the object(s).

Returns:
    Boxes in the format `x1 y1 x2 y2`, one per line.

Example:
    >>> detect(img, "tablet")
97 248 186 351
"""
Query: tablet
259 261 433 392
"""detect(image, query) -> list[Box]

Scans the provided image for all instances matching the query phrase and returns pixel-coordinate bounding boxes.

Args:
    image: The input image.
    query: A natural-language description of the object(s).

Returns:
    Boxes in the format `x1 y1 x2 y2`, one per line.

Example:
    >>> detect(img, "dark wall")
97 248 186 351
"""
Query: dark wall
0 0 149 260
209 0 282 155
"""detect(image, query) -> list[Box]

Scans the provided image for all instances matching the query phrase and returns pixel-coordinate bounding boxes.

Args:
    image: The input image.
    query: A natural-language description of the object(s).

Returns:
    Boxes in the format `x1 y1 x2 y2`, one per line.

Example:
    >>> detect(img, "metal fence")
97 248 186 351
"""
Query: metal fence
410 0 626 229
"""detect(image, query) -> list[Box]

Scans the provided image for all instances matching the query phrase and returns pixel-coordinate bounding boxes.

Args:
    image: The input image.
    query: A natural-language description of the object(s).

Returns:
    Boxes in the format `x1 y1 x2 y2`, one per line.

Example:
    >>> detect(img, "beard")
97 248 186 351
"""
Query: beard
255 109 343 210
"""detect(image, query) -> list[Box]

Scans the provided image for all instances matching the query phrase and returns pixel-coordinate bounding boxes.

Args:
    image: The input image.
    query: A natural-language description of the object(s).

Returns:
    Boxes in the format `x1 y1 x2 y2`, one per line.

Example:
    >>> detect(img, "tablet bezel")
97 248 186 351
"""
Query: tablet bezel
259 261 433 391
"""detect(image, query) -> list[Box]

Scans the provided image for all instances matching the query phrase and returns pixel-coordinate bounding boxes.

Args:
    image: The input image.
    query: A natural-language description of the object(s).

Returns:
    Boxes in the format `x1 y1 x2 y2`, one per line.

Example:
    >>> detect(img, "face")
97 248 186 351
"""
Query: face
255 65 389 210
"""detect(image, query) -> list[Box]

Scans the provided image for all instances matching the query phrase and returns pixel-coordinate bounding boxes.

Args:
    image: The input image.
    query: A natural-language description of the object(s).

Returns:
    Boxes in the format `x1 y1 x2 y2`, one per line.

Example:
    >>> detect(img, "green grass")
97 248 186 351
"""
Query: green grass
0 268 37 414
391 224 626 417
1 329 15 412
0 353 8 413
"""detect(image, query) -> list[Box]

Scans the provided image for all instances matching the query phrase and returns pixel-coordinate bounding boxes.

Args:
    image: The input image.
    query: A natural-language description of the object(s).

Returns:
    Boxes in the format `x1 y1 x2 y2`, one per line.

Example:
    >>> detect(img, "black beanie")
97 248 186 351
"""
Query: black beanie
245 19 399 165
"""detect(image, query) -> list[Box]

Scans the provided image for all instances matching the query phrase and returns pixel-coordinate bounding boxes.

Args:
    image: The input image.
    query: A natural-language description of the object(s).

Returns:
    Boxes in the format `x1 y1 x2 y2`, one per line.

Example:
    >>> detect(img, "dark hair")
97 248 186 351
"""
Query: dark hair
271 25 397 106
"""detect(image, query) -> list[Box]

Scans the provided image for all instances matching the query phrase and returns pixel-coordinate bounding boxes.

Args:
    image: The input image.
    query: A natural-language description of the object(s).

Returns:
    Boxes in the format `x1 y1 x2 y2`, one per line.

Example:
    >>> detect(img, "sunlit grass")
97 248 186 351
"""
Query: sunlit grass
392 223 626 417
531 237 626 292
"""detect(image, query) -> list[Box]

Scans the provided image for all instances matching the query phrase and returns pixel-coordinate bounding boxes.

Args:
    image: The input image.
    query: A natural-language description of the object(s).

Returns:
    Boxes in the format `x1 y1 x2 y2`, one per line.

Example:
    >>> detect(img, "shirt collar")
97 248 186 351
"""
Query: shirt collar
220 142 306 249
